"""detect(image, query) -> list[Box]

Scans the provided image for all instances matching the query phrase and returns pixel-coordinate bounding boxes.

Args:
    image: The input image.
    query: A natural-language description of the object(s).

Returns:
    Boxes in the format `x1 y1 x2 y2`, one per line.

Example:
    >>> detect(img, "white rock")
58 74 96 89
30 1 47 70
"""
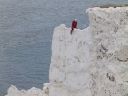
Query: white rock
5 84 49 96
49 7 128 96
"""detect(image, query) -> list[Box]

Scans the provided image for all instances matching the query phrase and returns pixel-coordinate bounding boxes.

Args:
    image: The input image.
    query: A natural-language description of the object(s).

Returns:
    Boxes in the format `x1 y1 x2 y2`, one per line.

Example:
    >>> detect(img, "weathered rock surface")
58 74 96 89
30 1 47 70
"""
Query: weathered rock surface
49 7 128 96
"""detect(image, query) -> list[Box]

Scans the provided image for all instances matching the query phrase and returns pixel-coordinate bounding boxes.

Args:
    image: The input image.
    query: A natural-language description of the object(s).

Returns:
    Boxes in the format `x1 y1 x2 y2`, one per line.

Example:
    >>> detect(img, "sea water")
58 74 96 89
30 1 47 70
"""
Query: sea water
0 0 128 95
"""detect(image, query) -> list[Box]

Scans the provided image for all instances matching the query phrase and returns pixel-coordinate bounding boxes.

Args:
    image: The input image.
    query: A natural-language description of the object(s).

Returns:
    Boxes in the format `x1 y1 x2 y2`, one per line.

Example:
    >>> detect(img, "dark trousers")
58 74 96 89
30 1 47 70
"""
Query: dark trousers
70 28 74 34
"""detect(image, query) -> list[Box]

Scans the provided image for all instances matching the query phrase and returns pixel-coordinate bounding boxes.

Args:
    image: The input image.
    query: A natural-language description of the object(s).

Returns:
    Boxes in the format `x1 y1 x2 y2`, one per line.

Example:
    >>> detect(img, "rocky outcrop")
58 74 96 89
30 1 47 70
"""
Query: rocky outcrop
87 7 128 96
5 83 50 96
49 24 92 96
49 7 128 96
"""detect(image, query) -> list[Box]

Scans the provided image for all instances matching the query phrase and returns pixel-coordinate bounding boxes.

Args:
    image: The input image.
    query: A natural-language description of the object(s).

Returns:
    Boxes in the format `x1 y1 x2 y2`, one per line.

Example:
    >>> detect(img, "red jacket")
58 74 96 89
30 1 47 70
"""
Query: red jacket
72 20 77 29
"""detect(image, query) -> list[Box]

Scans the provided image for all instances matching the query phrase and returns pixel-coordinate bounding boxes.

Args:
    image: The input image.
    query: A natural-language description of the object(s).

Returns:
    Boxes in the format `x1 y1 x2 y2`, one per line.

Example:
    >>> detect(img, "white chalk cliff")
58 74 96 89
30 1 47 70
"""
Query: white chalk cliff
5 7 128 96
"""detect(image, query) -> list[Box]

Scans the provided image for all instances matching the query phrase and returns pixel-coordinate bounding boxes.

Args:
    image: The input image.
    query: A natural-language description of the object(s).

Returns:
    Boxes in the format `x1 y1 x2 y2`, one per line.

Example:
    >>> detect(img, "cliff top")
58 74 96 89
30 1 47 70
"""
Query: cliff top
97 4 128 8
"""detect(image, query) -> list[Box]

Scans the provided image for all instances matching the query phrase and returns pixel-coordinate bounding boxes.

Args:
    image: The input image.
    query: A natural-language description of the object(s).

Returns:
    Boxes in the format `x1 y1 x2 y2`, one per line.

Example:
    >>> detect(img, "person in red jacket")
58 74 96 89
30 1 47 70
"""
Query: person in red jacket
70 19 77 34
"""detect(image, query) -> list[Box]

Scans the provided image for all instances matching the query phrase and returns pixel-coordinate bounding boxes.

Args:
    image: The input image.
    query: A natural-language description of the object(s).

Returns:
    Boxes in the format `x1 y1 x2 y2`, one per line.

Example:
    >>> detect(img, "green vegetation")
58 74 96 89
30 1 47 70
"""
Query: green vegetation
96 4 128 8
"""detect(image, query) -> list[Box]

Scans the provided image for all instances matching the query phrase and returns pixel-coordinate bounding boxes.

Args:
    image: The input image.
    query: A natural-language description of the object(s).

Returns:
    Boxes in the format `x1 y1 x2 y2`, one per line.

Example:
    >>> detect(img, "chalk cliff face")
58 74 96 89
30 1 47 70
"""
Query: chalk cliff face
49 24 92 96
5 7 128 96
87 7 128 96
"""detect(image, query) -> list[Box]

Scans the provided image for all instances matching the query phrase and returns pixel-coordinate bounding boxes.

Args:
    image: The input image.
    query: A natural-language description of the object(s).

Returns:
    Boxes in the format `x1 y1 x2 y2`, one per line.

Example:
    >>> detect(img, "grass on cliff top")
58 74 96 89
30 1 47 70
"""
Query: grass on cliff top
96 4 128 8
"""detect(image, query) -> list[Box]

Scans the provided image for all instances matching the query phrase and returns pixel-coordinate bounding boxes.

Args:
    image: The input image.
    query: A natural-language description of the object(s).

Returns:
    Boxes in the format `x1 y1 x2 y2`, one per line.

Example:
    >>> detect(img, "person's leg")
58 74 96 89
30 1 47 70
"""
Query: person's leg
70 30 72 34
70 28 73 34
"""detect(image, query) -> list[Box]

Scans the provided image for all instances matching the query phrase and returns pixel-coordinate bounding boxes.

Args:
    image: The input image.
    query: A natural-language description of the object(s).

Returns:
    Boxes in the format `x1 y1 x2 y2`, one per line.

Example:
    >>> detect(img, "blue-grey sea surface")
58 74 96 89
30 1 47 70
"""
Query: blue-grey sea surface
0 0 128 95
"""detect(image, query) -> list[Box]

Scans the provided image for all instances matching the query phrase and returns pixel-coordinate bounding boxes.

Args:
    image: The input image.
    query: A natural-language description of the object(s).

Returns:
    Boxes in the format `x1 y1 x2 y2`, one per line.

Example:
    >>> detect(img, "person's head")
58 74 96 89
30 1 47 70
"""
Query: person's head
74 19 77 21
